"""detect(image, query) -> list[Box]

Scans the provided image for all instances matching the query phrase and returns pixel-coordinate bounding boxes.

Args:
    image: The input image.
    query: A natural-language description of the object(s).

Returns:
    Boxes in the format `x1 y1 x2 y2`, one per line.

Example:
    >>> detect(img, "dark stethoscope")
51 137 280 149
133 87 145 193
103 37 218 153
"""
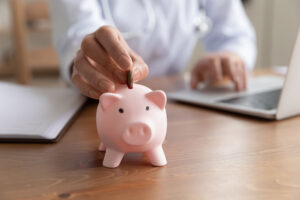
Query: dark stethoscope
102 0 212 40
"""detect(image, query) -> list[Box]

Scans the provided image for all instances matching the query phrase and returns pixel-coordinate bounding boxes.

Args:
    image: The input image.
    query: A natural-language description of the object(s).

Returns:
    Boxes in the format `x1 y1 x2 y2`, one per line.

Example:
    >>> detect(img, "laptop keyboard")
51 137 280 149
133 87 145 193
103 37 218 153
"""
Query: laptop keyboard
219 89 282 110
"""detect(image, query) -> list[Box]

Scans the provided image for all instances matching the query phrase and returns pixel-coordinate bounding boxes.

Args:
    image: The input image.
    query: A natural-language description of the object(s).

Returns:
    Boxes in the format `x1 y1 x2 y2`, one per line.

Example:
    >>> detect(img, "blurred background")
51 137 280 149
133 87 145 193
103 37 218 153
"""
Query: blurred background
0 0 59 84
0 0 300 84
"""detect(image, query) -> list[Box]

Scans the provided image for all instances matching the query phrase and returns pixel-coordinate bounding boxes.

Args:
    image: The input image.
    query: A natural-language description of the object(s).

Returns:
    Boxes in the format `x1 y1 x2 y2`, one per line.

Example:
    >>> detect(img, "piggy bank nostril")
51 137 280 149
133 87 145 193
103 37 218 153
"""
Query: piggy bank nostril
143 127 148 134
129 127 134 133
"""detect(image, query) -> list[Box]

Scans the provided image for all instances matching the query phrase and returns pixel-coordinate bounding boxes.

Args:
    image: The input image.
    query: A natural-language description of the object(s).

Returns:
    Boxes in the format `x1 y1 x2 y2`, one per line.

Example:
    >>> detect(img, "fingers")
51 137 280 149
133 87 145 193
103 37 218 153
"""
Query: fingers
190 52 247 91
81 34 117 72
82 26 148 84
235 62 246 91
73 50 115 95
81 34 128 84
190 57 223 88
74 25 149 99
190 60 208 88
95 26 132 70
222 58 239 91
190 74 201 89
87 54 127 84
130 52 149 82
72 72 100 99
210 58 223 82
240 62 247 90
222 57 245 91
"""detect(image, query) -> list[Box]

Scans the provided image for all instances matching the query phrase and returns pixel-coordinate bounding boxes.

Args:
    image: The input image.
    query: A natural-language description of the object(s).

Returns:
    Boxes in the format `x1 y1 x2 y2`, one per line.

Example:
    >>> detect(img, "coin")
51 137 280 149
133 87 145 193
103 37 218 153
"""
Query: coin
126 69 133 89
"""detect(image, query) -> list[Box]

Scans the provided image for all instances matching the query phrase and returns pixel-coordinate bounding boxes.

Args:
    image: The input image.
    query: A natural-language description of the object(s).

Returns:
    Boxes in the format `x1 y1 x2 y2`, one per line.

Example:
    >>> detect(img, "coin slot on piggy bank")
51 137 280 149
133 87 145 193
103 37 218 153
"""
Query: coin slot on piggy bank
96 84 168 168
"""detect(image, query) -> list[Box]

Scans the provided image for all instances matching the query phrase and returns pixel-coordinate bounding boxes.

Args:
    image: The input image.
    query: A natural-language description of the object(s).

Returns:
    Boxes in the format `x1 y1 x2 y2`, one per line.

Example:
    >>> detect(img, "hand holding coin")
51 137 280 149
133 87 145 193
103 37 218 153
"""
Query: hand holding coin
72 25 149 99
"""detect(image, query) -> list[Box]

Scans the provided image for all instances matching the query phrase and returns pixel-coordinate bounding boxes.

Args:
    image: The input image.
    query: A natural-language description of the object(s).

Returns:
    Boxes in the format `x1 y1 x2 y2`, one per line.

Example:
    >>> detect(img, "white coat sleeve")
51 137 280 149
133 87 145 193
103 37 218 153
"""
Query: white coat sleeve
49 0 107 85
202 0 257 70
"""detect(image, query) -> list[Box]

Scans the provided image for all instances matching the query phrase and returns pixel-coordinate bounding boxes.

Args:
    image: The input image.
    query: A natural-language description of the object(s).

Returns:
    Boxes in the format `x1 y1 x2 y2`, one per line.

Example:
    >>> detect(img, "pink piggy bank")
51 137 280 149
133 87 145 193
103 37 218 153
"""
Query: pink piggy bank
96 84 167 168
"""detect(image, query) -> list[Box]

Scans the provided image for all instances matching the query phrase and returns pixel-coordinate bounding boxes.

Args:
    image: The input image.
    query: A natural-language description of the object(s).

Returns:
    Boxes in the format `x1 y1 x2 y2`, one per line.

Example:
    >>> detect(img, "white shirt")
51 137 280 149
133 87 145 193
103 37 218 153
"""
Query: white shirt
49 0 256 85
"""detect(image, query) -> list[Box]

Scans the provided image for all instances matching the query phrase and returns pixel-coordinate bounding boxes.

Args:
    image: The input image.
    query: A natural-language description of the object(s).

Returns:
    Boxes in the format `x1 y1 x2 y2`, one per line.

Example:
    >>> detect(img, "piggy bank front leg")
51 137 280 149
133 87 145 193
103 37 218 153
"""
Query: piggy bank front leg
103 148 125 168
145 146 167 167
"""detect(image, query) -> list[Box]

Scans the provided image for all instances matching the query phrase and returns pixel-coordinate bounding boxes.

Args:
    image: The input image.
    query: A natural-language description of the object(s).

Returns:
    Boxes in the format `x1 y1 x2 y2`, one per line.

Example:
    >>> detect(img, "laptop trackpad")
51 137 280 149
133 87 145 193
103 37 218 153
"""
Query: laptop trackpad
218 89 282 110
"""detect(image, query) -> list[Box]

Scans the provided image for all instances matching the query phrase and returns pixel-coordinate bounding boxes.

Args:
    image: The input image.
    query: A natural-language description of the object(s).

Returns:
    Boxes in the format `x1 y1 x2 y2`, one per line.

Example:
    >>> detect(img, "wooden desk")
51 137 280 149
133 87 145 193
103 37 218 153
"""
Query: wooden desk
2 75 300 200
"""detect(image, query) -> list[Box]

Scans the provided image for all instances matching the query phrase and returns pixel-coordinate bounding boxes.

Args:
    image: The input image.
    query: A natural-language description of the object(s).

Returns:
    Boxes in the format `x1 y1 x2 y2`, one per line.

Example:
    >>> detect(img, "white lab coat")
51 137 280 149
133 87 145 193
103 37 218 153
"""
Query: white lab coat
49 0 256 85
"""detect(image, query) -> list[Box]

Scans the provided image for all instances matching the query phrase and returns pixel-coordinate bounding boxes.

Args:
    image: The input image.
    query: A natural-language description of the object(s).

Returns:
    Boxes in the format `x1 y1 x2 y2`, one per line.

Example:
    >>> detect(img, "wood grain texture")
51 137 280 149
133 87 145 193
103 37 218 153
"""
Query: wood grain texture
1 75 300 200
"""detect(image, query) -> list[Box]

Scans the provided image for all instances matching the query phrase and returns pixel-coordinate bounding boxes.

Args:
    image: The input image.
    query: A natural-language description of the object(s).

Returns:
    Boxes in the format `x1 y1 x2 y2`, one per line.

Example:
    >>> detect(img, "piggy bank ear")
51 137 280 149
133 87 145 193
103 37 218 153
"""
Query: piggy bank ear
145 90 167 110
99 93 122 111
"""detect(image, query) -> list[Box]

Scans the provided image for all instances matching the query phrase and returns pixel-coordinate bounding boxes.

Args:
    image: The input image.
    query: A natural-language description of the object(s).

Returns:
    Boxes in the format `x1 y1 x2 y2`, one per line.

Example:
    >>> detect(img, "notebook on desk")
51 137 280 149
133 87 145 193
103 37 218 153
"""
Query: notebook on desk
0 82 87 142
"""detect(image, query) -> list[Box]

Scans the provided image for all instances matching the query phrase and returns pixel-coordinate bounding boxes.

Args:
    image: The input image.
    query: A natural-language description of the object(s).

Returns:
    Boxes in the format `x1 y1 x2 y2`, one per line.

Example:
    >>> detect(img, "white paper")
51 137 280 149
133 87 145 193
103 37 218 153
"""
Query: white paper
0 82 86 140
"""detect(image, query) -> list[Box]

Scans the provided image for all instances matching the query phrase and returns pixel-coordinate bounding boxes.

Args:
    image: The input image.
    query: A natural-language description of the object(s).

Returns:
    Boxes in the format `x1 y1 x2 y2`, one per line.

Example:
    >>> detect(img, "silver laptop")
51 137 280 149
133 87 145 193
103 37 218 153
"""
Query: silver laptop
167 29 300 120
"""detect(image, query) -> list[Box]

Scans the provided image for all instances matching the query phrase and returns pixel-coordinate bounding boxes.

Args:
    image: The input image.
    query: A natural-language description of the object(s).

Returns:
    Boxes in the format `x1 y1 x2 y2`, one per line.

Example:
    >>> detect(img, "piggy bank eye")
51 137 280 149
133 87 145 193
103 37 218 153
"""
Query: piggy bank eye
119 108 124 113
146 106 150 111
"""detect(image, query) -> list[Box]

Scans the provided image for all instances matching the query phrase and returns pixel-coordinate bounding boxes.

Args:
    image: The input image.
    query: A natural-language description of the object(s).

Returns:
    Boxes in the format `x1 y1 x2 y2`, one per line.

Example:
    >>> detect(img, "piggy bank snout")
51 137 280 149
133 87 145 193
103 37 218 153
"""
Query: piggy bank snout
121 123 152 146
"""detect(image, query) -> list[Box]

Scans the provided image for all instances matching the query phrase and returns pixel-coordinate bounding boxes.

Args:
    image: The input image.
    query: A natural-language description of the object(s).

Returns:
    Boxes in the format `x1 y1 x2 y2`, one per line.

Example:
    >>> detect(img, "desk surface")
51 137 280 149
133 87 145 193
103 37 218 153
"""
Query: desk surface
2 75 300 200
